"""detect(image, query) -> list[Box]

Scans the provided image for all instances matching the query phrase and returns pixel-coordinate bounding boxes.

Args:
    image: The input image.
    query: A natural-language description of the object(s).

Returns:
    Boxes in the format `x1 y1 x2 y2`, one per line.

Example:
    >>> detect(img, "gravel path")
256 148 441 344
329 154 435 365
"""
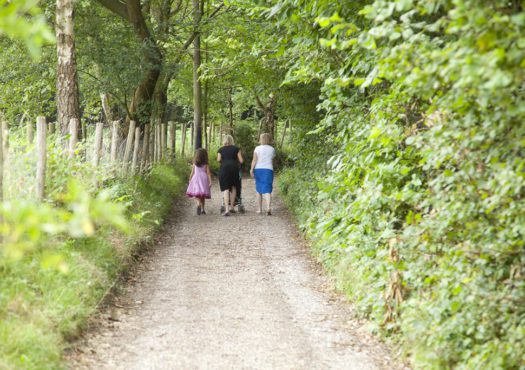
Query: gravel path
68 178 401 369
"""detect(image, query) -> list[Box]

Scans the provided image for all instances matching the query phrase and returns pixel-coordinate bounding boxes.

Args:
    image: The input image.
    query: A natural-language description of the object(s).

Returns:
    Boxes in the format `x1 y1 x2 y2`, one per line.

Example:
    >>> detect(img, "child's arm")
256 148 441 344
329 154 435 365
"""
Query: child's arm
206 165 212 188
189 164 195 180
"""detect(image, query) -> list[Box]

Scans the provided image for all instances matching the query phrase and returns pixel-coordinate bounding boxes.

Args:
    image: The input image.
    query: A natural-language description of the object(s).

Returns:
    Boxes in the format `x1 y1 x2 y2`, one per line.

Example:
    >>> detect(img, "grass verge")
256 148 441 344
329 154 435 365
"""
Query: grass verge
0 161 189 369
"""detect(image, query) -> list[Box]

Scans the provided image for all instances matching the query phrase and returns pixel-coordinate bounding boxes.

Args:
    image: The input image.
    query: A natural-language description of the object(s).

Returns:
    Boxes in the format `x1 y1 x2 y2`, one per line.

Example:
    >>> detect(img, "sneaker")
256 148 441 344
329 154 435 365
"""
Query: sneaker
197 206 201 215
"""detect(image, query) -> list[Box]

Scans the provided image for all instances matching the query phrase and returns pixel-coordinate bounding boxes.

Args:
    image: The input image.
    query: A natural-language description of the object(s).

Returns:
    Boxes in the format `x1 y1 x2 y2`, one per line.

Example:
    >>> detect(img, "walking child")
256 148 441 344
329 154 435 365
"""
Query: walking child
186 148 212 215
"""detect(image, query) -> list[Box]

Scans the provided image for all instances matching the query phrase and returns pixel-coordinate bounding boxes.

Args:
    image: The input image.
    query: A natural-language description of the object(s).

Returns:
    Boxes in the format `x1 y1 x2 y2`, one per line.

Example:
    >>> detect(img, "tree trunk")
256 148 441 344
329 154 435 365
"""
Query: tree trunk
192 0 203 150
228 86 234 128
96 0 162 130
203 81 209 150
128 0 162 128
152 69 173 124
255 93 276 140
101 93 113 124
56 0 81 137
141 124 150 171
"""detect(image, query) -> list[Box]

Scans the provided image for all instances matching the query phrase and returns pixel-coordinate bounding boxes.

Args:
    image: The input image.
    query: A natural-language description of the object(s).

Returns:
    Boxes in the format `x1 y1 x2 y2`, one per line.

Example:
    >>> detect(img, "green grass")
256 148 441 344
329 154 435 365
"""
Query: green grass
0 161 189 369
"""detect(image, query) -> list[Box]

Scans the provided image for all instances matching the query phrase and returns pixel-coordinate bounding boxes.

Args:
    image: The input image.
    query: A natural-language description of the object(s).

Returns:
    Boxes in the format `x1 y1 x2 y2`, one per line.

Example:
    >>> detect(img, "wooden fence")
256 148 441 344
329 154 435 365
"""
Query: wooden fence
0 117 183 202
0 115 285 202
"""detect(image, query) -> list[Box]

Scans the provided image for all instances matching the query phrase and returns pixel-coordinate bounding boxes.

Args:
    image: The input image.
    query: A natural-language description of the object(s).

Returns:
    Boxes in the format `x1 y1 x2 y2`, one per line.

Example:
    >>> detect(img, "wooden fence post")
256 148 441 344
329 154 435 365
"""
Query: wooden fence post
131 126 141 174
36 116 46 201
181 122 187 156
161 122 167 161
149 125 154 163
155 125 160 162
141 124 150 172
92 122 104 166
123 120 136 172
151 121 157 163
68 118 78 158
110 121 119 162
81 121 87 142
168 121 175 159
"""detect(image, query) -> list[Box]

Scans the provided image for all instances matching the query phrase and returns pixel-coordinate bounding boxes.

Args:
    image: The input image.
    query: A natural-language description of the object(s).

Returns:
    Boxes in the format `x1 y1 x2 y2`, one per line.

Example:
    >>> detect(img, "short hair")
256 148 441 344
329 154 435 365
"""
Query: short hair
223 134 234 146
260 133 271 145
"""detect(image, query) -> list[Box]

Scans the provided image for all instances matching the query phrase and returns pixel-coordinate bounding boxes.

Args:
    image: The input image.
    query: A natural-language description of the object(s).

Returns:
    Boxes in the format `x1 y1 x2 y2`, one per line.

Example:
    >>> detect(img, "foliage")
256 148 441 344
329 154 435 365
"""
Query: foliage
255 0 525 368
0 0 54 58
0 162 189 369
0 41 56 122
234 121 256 167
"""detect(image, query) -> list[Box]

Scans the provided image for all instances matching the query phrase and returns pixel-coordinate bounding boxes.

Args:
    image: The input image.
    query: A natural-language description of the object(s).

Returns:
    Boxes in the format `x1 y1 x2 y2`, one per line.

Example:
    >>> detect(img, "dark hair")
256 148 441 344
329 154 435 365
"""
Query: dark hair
194 148 208 167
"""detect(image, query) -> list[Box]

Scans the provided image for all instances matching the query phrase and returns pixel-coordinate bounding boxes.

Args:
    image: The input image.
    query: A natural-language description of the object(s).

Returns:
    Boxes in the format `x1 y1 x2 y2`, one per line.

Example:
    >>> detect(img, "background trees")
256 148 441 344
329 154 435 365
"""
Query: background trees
0 0 523 368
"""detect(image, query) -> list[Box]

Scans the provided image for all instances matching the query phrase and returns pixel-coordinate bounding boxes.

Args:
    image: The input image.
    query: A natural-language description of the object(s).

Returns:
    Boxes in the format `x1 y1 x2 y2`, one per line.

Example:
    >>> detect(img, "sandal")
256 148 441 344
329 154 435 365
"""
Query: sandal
267 210 272 216
222 212 230 217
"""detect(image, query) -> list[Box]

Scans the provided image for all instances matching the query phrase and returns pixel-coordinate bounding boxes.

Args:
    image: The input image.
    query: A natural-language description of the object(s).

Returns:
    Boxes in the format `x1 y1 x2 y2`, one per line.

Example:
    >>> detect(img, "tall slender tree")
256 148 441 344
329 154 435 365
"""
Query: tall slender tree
192 0 203 149
56 0 80 135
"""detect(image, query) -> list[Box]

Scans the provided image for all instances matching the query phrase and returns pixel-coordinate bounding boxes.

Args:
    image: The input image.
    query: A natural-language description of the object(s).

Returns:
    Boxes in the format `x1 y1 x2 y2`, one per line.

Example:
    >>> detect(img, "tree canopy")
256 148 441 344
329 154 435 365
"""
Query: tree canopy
0 0 524 368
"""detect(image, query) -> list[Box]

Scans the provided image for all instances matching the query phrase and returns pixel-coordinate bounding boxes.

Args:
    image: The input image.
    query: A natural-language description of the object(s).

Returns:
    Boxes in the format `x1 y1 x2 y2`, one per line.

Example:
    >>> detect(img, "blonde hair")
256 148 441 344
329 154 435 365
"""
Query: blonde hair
223 134 234 146
260 133 271 145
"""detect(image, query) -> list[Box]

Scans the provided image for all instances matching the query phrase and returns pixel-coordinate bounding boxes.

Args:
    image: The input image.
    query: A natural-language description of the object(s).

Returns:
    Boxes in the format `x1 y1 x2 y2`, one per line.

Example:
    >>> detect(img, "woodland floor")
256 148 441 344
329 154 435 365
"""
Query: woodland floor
67 178 404 370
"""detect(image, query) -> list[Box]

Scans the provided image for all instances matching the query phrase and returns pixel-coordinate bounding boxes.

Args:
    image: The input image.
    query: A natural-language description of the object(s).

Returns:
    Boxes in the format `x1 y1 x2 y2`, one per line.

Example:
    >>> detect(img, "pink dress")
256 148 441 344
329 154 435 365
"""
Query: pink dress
186 165 211 199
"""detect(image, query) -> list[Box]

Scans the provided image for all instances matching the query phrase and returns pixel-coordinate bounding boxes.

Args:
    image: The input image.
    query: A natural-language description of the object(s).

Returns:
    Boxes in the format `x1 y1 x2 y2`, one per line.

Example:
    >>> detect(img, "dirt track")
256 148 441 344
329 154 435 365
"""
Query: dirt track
68 178 401 369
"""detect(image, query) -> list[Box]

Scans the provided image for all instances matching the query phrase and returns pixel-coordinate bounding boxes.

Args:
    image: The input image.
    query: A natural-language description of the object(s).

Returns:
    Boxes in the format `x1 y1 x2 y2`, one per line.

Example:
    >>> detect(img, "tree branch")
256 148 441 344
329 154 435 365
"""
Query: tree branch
255 94 265 110
94 0 130 21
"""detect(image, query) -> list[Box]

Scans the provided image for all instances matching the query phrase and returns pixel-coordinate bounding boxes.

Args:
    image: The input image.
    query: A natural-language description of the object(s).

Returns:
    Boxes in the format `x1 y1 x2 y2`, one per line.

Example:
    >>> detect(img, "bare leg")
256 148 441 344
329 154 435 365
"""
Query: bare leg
200 198 205 213
256 193 262 213
230 186 237 211
195 198 202 215
223 190 230 214
265 193 272 214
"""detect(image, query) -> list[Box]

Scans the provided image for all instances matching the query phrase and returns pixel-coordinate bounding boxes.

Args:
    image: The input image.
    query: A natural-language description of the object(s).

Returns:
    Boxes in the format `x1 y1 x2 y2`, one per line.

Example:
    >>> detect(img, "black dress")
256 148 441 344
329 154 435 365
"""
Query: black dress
218 145 241 191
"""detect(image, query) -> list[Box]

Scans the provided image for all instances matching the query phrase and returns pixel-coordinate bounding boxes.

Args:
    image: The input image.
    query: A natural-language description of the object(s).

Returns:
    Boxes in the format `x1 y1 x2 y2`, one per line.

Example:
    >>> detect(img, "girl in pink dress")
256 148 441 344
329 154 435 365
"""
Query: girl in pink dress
186 148 212 215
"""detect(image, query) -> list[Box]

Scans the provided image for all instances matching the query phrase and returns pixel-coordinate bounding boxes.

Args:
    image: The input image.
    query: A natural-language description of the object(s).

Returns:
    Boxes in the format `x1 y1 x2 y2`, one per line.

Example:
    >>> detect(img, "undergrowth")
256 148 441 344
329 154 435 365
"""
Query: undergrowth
0 161 189 369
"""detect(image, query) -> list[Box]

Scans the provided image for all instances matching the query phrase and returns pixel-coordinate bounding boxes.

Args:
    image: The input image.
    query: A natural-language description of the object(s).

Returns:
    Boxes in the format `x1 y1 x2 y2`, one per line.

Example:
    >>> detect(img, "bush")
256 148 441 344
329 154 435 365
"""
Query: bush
0 161 189 369
273 1 525 368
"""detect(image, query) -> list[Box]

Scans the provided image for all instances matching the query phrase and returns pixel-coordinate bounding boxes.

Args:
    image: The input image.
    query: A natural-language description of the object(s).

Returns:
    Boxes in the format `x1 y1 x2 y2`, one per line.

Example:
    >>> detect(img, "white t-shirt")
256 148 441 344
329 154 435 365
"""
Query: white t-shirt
254 145 276 170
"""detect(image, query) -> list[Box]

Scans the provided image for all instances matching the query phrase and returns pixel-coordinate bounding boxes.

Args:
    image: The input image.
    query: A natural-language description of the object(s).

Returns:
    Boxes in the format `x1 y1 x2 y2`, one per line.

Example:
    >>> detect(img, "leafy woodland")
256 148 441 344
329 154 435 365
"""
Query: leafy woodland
1 0 524 368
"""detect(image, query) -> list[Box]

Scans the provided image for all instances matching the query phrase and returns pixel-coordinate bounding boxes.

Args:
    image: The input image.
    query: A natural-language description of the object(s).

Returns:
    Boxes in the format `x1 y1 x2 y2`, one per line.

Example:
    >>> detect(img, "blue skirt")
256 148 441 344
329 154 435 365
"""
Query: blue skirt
254 168 274 194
